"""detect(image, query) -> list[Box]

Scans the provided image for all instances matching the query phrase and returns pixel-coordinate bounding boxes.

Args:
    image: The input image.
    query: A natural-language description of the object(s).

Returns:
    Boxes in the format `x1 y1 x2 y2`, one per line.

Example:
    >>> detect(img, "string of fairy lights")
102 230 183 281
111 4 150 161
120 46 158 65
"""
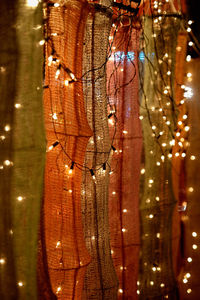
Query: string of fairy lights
1 0 200 297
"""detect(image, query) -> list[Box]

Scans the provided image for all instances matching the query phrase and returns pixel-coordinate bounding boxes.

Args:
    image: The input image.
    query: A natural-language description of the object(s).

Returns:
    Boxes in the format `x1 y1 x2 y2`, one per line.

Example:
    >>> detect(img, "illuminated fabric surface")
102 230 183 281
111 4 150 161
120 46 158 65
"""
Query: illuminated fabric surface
139 16 180 299
107 26 142 299
82 2 118 299
0 1 45 299
40 1 92 299
178 58 200 299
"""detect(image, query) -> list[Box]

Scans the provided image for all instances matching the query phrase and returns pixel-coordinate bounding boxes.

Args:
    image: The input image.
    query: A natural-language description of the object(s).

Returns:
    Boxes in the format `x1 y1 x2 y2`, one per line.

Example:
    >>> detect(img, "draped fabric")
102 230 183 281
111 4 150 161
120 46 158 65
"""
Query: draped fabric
0 1 45 299
178 58 200 299
107 26 142 299
172 32 188 278
81 2 118 299
138 16 180 299
40 1 92 299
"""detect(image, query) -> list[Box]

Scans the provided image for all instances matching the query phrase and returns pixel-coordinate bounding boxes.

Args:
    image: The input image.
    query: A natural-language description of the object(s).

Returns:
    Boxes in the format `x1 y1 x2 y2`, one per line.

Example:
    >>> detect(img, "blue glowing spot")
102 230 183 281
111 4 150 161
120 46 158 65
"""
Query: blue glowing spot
127 51 135 61
139 51 145 61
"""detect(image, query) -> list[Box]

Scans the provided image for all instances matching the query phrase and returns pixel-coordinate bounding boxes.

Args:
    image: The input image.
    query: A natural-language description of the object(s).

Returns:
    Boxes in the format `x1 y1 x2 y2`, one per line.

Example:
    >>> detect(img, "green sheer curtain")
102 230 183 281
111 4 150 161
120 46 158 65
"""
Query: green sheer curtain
139 16 180 299
0 1 45 299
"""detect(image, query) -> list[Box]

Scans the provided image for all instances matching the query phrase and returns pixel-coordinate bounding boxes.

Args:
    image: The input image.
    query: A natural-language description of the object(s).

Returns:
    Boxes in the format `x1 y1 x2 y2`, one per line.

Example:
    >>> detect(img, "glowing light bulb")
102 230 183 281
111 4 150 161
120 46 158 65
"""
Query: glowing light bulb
119 289 123 294
141 168 145 174
187 28 191 32
190 155 196 160
123 209 127 213
186 55 191 62
17 196 23 202
15 103 21 109
18 282 23 287
187 289 192 294
187 257 192 263
56 241 61 248
167 71 171 75
39 40 45 46
64 80 69 86
192 244 197 249
188 187 194 193
4 125 10 131
152 267 156 272
26 0 40 7
52 113 57 120
122 228 126 232
192 232 197 237
160 283 165 288
186 273 191 278
0 258 5 264
150 281 154 286
137 290 140 295
56 286 62 293
188 41 193 46
183 278 188 283
149 214 154 219
187 72 192 78
149 179 154 184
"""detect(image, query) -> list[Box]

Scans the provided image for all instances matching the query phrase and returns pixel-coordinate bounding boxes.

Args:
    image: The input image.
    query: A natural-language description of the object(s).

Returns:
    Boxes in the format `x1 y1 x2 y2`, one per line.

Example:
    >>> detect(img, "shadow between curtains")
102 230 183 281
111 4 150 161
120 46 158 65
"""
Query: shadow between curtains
38 1 93 299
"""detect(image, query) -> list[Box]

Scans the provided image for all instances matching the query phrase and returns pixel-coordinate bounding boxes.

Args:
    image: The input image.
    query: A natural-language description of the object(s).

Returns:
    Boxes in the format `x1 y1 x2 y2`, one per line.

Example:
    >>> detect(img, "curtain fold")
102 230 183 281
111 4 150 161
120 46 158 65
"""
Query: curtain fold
138 16 180 299
82 2 118 299
107 26 142 299
40 1 92 299
0 1 46 299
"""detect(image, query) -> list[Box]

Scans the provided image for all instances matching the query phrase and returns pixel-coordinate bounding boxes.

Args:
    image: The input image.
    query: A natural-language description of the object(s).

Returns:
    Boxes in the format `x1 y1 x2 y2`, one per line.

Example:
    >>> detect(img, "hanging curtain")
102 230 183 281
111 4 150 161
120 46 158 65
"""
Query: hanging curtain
39 1 92 299
138 15 180 299
178 58 200 299
0 1 46 299
81 1 118 299
107 26 142 299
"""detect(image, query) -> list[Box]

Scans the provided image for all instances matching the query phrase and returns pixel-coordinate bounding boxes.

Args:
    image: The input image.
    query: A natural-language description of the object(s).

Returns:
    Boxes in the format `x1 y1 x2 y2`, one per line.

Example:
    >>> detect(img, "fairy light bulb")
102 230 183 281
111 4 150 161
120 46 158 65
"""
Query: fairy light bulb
18 282 23 287
141 168 145 174
187 28 191 32
118 289 123 294
52 113 57 120
137 290 140 295
26 0 40 7
187 72 192 78
149 214 154 219
160 283 165 288
39 40 45 46
187 289 192 294
0 258 5 264
64 80 69 86
17 196 23 202
190 155 196 160
188 41 193 46
192 232 197 237
150 281 154 286
187 257 192 263
192 244 197 249
55 239 61 248
56 286 62 293
123 209 127 213
186 273 191 278
183 278 188 284
186 55 191 62
122 228 126 232
152 267 156 272
4 125 10 131
188 187 194 193
15 103 21 109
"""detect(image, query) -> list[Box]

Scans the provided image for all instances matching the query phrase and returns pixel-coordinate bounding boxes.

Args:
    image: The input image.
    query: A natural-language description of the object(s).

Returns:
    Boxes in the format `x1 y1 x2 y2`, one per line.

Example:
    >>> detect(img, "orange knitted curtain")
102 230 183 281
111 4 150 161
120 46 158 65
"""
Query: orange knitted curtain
38 1 92 299
107 25 142 299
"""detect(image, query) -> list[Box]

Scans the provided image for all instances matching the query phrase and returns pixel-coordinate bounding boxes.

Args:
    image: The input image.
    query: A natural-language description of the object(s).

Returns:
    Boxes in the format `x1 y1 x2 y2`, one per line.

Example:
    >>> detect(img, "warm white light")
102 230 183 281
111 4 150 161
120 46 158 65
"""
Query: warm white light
190 155 196 160
188 41 193 46
123 209 127 213
150 281 154 286
187 257 192 263
183 278 188 284
187 289 192 294
17 196 23 202
119 289 123 294
0 258 5 264
192 244 197 249
188 187 194 193
186 55 191 62
26 0 40 7
160 283 165 288
56 241 61 248
39 40 45 46
186 273 191 278
141 168 145 174
192 232 197 237
18 282 23 287
5 125 10 131
15 103 21 109
52 113 57 120
57 286 62 293
187 28 191 33
149 214 154 219
187 72 192 78
122 228 126 232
